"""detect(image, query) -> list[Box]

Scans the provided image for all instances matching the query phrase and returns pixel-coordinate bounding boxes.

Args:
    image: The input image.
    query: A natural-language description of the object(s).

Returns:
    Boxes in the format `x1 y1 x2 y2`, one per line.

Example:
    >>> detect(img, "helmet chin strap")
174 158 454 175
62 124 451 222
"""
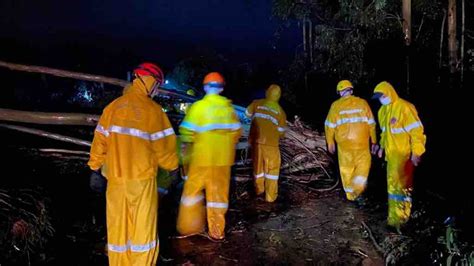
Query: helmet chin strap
340 89 352 97
149 84 160 98
135 74 156 96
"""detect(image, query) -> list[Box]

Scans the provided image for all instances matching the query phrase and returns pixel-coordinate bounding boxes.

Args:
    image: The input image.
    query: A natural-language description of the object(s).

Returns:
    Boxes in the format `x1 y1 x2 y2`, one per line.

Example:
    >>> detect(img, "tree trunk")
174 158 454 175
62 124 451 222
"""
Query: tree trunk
448 0 458 73
39 149 90 155
303 20 307 57
0 60 127 87
403 0 411 95
0 60 197 102
402 0 412 46
0 108 99 126
439 9 447 82
461 0 465 83
308 19 313 64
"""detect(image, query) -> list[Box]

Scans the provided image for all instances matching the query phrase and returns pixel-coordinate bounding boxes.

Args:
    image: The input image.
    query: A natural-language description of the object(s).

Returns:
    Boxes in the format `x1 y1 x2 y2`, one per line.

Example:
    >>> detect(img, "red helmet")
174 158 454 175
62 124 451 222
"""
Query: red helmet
133 62 164 85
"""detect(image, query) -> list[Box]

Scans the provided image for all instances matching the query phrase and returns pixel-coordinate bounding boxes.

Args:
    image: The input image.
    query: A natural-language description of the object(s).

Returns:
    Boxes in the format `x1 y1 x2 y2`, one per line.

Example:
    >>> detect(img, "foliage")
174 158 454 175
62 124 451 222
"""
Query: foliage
168 52 228 93
0 188 54 264
272 0 444 83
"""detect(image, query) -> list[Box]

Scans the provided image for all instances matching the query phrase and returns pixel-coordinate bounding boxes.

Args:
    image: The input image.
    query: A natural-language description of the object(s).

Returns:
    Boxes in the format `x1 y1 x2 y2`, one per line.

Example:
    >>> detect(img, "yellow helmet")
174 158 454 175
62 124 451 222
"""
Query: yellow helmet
336 80 353 92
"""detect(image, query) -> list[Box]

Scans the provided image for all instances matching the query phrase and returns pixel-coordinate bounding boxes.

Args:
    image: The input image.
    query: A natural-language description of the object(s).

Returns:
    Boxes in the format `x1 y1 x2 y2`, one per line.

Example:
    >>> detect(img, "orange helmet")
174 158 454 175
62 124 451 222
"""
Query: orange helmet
203 72 225 87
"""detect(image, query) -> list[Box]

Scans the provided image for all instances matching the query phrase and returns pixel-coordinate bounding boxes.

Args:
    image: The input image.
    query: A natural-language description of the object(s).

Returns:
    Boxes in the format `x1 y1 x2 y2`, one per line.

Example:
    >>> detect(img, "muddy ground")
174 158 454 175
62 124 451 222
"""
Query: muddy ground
161 181 384 265
1 128 473 265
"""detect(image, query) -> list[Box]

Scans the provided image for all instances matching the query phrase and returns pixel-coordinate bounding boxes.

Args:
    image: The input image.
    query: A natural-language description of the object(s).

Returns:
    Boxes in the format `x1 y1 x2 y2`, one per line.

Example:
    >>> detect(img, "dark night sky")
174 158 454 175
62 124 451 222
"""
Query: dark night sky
0 0 300 71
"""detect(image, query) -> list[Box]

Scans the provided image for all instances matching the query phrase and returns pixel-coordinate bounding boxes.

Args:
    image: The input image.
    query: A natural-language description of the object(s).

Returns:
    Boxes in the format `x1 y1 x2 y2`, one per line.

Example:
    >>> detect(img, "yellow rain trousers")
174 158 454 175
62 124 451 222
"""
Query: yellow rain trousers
176 93 241 239
246 85 287 202
88 76 178 265
325 95 377 201
374 82 426 227
251 145 281 202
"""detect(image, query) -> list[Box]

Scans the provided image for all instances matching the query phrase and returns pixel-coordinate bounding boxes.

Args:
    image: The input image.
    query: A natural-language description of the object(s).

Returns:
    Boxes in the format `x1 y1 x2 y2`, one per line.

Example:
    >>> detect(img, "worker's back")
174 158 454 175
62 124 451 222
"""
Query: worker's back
180 93 241 166
325 95 375 149
89 79 177 182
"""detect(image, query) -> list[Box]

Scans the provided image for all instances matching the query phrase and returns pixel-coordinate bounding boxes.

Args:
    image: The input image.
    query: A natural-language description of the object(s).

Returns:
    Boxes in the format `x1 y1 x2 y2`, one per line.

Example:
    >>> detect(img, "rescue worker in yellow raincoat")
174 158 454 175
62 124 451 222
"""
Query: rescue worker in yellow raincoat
245 84 287 202
371 81 426 229
325 80 377 202
176 72 241 240
88 62 178 265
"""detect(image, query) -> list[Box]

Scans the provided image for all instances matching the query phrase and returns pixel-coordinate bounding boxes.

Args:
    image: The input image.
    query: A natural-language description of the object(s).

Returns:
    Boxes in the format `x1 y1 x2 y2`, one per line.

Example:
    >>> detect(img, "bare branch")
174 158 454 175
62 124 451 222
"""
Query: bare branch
415 14 425 41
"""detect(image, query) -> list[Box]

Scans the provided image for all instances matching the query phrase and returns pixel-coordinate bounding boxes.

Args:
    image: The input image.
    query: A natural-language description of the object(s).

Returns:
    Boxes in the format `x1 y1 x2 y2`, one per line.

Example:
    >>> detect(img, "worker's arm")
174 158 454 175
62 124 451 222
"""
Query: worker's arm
245 101 255 118
366 103 377 145
324 103 337 154
151 108 179 171
278 108 287 138
88 111 109 171
377 108 387 158
230 109 242 144
404 104 426 157
179 103 199 143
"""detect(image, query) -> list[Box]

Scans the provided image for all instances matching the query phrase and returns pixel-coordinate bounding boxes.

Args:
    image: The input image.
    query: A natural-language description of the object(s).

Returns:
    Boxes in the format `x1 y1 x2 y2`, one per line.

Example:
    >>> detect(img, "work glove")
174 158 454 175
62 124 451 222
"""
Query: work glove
180 142 190 159
168 168 181 192
90 170 107 193
158 187 169 196
411 154 421 166
327 144 336 155
371 143 379 155
376 147 384 159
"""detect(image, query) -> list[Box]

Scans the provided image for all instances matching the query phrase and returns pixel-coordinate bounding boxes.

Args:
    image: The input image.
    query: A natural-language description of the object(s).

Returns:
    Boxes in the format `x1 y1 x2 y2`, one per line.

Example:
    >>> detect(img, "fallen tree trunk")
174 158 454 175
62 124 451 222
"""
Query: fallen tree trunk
0 123 91 147
39 148 90 155
0 60 196 102
0 108 189 127
0 108 99 126
0 60 128 87
42 154 89 161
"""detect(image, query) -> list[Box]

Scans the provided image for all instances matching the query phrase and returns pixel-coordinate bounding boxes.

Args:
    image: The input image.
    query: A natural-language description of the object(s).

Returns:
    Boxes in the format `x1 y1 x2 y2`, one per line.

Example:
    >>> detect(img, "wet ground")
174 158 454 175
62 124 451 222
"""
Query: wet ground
161 180 384 265
1 133 384 265
1 128 473 265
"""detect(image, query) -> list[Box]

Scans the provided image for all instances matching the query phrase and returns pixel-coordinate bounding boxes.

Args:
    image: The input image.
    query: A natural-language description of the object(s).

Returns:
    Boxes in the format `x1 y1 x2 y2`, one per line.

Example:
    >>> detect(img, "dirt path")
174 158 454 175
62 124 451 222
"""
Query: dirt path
161 181 384 265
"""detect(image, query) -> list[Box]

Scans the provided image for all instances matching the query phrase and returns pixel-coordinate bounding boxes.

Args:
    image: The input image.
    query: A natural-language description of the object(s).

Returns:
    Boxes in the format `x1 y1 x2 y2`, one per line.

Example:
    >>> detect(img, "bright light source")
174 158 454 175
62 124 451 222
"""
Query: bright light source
165 80 169 84
81 90 93 102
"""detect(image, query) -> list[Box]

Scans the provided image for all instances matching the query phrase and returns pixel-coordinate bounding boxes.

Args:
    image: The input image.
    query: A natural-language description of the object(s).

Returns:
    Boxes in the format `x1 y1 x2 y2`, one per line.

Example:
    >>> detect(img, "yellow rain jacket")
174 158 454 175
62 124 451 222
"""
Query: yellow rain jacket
177 93 241 239
247 85 287 147
246 84 286 202
179 94 241 166
325 94 376 200
374 81 426 227
88 75 178 265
